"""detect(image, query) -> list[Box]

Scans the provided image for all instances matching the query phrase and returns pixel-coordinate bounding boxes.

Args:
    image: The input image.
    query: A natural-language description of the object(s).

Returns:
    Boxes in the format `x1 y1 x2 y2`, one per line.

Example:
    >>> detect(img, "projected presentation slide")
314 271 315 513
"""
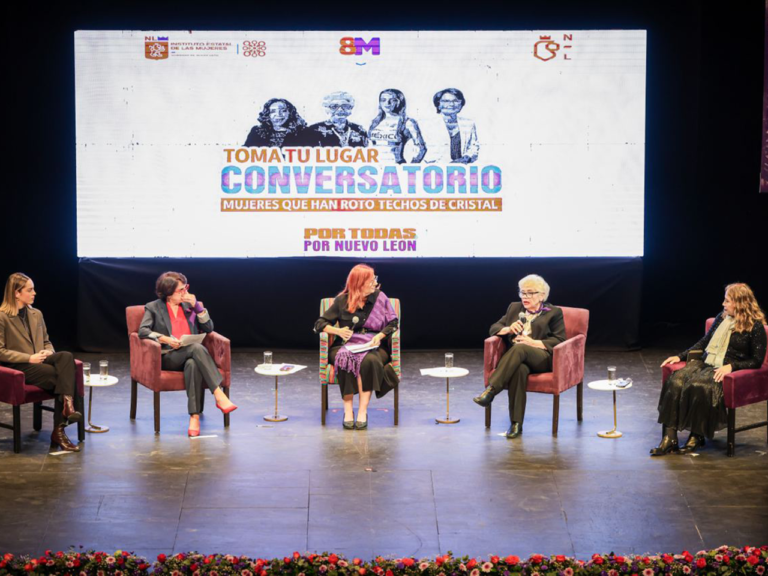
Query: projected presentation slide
75 30 646 258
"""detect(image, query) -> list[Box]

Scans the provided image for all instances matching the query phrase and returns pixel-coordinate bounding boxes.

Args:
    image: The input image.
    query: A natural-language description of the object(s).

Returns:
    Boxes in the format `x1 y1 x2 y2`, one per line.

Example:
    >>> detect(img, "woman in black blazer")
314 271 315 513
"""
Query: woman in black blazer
474 274 566 438
138 271 236 437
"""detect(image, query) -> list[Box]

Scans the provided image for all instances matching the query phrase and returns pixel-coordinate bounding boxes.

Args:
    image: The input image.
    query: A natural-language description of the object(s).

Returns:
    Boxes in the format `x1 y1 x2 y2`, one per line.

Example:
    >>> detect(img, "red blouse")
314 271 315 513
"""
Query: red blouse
167 302 191 339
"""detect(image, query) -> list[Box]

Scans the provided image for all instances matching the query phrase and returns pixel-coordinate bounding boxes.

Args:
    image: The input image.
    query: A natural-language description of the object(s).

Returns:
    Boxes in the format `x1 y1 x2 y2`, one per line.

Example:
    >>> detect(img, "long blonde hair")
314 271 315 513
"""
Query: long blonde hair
1 273 31 316
726 283 765 333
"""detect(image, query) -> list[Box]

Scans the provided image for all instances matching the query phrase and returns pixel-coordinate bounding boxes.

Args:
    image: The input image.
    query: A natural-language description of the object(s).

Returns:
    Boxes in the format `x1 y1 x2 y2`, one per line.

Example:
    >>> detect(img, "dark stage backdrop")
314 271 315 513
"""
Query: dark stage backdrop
3 1 767 352
77 257 641 351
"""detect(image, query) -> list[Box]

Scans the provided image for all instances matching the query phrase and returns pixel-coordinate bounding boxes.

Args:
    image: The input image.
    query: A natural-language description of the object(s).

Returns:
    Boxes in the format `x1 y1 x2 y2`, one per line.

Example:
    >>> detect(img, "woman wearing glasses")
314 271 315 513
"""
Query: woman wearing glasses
422 88 479 164
299 91 369 148
314 264 399 429
473 274 566 438
138 271 237 437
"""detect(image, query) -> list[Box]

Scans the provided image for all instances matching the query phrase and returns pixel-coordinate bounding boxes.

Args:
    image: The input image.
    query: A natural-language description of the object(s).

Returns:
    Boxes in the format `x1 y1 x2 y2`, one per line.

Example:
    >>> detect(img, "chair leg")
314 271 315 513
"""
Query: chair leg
321 385 327 425
394 385 399 426
576 381 583 422
33 402 43 431
75 394 85 442
223 386 230 428
552 395 560 436
130 379 138 419
485 405 491 428
13 405 21 454
154 392 161 434
727 407 736 457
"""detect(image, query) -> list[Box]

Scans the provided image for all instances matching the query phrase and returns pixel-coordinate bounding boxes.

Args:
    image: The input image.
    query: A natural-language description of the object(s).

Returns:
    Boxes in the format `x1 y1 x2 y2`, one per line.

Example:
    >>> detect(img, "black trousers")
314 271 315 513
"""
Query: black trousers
488 344 552 424
161 343 223 415
7 351 76 428
329 347 390 398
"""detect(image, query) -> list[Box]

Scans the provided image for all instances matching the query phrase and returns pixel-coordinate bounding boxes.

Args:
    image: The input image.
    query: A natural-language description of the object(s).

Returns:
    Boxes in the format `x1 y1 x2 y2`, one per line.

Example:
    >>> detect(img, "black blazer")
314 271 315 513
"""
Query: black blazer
679 311 767 371
138 299 214 350
489 302 567 354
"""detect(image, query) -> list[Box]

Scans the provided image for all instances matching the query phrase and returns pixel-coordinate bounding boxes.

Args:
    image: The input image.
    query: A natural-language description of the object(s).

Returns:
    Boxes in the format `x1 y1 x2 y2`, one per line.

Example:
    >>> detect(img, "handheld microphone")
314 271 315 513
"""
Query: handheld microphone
518 311 527 325
345 316 360 341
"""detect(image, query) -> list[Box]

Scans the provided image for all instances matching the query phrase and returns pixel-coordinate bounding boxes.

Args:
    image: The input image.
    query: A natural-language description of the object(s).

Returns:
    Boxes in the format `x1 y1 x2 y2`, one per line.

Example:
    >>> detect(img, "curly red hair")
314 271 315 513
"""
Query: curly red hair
725 283 765 333
340 264 375 313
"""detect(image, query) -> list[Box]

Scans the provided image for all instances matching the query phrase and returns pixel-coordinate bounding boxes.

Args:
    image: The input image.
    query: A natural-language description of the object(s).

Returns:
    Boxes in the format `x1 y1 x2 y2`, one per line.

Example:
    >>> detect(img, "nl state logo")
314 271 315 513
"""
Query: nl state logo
145 36 169 60
533 34 573 61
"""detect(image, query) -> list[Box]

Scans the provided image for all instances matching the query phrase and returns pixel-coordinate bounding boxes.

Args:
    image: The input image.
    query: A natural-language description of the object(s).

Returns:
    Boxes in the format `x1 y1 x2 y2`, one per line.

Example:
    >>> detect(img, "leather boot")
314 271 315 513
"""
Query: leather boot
649 426 679 456
679 433 706 454
51 424 80 452
505 422 523 438
473 386 498 407
62 395 82 423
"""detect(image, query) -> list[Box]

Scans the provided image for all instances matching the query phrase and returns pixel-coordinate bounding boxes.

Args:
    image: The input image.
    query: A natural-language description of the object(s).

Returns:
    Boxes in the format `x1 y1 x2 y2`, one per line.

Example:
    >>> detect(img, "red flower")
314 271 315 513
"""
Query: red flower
285 558 292 564
45 550 52 556
24 563 33 572
261 571 268 576
329 555 339 565
467 559 478 569
683 554 693 563
73 560 80 567
723 556 730 564
190 563 199 571
386 570 394 576
176 553 186 561
662 555 673 565
4 554 13 561
531 555 543 565
490 556 500 564
557 556 567 563
158 554 167 563
403 559 416 567
505 556 520 566
139 564 149 570
256 560 265 570
117 557 125 565
204 558 211 565
748 556 760 566
295 552 301 560
360 569 367 575
0 561 6 569
696 559 707 569
436 557 445 566
354 558 363 566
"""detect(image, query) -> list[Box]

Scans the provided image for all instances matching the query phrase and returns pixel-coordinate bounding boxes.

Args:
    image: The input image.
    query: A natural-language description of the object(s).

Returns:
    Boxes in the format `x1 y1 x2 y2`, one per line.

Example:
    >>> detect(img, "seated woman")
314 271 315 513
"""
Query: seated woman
473 274 566 438
314 264 399 429
654 283 767 455
138 271 237 437
243 98 307 148
0 273 82 452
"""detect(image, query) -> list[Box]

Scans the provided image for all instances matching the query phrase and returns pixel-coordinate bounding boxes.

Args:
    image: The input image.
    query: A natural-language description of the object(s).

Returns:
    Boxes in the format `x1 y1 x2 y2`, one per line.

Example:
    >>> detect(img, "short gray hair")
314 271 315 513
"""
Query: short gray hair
323 91 355 108
518 274 550 301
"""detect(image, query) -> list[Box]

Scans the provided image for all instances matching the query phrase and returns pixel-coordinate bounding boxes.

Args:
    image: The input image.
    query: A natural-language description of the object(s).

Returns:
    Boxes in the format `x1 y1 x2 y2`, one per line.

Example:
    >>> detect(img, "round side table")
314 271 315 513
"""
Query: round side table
254 364 306 422
423 367 469 424
587 379 633 438
84 375 119 433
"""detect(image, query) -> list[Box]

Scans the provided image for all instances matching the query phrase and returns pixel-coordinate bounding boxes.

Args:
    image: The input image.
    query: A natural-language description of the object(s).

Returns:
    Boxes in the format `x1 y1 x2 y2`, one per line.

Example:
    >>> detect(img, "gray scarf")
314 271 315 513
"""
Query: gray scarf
705 315 735 368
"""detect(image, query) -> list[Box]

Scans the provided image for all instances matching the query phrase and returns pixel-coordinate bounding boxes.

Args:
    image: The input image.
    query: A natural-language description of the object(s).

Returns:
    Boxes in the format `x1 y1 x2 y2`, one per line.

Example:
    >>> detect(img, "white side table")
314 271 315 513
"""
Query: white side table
587 379 633 438
422 367 469 424
254 364 306 422
84 375 119 433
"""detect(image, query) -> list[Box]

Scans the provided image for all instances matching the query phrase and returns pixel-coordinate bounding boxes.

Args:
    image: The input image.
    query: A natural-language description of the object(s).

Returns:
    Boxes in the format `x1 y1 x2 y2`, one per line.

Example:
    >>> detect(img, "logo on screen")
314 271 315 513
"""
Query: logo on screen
533 34 573 61
339 37 381 56
242 40 267 57
145 36 169 60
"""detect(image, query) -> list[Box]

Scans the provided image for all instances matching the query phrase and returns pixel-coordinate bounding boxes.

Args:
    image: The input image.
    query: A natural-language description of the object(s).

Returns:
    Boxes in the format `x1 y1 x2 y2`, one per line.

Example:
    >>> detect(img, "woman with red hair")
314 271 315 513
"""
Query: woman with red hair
314 264 399 429
653 283 766 455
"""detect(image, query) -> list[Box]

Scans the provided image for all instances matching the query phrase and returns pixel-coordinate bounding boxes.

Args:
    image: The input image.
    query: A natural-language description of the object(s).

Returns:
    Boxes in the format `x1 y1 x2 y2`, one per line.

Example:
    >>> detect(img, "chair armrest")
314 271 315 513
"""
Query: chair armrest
203 332 231 372
661 361 686 383
319 332 330 384
722 365 768 409
551 334 586 391
129 333 162 386
390 330 401 378
483 336 507 386
0 365 27 405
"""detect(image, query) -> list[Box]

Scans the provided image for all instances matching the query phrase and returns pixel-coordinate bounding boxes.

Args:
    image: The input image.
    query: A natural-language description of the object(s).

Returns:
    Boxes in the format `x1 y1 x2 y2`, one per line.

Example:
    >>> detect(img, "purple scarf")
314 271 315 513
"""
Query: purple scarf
334 292 398 378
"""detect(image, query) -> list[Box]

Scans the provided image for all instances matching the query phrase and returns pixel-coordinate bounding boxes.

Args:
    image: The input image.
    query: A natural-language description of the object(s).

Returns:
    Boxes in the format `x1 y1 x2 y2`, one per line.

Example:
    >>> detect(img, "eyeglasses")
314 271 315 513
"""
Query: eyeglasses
174 284 189 294
371 276 379 286
326 104 353 111
519 291 540 298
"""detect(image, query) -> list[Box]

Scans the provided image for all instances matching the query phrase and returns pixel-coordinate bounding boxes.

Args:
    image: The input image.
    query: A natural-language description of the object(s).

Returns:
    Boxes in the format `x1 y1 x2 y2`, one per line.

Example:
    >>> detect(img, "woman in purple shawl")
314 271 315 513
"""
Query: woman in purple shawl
314 264 399 430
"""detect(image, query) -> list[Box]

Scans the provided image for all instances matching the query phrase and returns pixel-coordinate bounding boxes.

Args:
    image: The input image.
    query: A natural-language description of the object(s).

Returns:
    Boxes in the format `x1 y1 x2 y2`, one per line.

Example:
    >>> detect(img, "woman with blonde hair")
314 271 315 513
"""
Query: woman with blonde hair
0 273 82 452
653 283 767 455
314 264 399 429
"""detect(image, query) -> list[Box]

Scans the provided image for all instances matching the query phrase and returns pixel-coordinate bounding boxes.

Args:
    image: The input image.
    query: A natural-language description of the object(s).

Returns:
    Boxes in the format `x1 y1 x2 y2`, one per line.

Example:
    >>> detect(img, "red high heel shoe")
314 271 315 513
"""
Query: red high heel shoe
188 417 201 438
216 401 238 415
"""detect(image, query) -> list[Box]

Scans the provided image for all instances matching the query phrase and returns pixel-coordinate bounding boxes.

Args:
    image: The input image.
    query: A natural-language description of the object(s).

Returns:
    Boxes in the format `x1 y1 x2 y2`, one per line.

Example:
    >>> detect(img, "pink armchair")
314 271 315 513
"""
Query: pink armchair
662 318 768 456
0 361 85 453
126 305 232 433
483 306 589 435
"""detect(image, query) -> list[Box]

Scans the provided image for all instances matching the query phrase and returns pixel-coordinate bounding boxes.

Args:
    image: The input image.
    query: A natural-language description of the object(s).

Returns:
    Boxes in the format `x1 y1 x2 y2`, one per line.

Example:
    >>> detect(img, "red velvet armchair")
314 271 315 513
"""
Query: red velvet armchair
126 305 232 433
0 361 85 453
483 306 589 435
662 318 768 457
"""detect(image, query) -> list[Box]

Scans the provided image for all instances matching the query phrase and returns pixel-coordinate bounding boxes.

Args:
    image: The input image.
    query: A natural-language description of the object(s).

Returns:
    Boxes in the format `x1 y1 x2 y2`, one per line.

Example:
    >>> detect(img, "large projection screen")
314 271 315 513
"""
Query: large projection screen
75 30 646 258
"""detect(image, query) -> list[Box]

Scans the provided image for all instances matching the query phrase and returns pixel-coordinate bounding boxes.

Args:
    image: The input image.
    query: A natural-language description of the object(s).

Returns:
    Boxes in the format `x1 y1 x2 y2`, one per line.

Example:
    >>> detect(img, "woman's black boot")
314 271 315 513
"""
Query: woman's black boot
650 426 679 456
679 433 706 454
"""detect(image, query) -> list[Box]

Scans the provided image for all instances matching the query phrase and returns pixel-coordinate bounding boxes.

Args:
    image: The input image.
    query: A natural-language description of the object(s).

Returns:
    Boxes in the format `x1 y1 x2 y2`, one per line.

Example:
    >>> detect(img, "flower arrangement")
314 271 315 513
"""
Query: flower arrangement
0 546 765 576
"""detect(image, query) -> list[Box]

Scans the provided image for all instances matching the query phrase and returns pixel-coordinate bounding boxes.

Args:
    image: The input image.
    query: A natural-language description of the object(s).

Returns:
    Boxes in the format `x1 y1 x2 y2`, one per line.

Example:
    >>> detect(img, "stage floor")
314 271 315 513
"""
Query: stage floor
1 349 767 559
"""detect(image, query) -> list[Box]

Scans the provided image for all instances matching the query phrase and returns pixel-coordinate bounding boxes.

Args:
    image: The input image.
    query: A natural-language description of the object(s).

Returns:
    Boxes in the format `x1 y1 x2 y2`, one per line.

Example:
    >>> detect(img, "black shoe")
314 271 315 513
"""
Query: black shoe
343 420 355 430
505 422 523 439
679 433 705 454
62 395 82 424
355 418 368 430
473 387 497 407
649 435 679 456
